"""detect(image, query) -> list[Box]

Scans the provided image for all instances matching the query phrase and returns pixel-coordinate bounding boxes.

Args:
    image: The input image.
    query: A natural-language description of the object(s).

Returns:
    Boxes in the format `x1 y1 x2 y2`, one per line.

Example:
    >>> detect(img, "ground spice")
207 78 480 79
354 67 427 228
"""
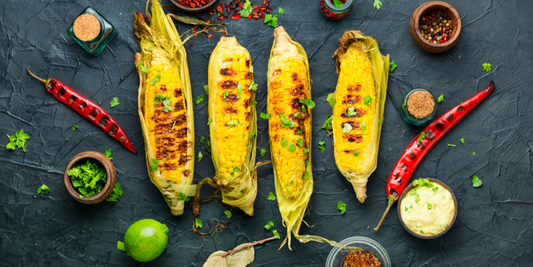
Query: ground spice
73 14 100 41
343 250 381 267
407 90 435 118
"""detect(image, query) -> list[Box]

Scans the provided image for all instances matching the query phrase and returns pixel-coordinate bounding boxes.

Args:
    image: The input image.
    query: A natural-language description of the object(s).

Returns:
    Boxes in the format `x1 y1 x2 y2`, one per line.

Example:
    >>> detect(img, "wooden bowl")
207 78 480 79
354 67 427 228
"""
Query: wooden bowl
397 178 458 239
169 0 219 13
410 1 462 53
64 151 116 204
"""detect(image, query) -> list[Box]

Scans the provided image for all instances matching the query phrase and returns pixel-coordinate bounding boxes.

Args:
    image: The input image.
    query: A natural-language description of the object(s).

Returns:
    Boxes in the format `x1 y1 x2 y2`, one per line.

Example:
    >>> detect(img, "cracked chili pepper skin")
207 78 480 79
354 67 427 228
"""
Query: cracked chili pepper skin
27 69 137 154
374 81 494 231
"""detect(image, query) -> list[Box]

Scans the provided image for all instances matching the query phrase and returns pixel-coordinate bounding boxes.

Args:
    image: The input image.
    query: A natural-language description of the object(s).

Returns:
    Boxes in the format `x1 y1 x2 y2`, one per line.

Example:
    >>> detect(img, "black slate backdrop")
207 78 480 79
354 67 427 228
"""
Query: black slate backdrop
1 0 532 266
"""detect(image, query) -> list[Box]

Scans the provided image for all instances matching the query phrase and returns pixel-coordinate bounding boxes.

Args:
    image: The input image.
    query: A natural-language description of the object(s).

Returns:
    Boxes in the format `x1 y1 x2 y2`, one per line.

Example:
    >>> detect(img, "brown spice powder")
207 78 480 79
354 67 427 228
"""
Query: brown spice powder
407 90 435 118
343 250 381 267
73 14 100 41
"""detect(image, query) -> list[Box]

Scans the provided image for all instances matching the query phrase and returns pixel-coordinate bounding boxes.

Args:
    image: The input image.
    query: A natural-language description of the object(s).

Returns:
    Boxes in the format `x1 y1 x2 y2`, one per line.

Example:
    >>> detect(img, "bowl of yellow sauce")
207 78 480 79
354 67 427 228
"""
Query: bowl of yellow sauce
397 178 457 239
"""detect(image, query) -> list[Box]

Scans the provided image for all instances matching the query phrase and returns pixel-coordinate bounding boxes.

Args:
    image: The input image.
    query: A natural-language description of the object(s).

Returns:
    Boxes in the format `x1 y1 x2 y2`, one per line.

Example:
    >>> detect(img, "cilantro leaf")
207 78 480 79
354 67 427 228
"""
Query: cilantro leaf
342 123 353 133
390 60 397 72
198 151 203 162
251 99 257 107
248 82 258 91
150 74 161 85
106 182 123 202
239 0 253 17
482 62 492 72
205 140 211 153
264 14 278 28
418 131 426 142
104 148 113 160
71 125 79 131
199 137 205 147
318 141 326 153
195 218 203 228
327 93 336 108
437 94 445 103
364 95 372 106
260 112 271 120
6 129 30 152
279 113 295 128
472 175 482 187
296 138 304 147
299 98 315 109
224 210 232 219
204 84 209 94
373 0 383 10
287 143 296 152
177 192 190 202
240 188 247 194
117 241 126 252
208 118 213 125
110 97 120 108
150 158 159 172
260 148 267 158
195 95 205 105
460 138 465 144
138 61 150 74
273 230 280 239
337 201 347 215
321 116 333 130
281 138 288 147
353 150 359 157
267 191 276 201
264 220 274 231
37 184 50 194
278 7 284 14
347 107 357 117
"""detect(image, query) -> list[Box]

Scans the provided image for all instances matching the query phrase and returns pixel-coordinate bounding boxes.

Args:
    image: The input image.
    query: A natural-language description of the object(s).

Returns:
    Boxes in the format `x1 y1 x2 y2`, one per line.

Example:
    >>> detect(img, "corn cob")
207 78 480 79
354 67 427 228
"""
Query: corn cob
207 36 257 215
134 0 196 216
333 31 389 203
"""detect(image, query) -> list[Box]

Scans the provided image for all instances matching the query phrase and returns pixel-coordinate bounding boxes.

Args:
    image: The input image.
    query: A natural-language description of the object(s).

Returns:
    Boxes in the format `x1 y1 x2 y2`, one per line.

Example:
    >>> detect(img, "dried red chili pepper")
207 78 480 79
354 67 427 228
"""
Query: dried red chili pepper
231 13 241 20
27 69 137 154
374 81 495 231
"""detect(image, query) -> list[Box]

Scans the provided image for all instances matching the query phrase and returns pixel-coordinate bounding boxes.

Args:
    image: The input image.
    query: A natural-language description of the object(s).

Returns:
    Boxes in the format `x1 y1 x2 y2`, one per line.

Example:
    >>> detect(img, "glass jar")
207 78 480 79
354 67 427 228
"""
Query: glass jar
399 88 437 126
67 6 117 56
319 0 355 21
325 236 391 267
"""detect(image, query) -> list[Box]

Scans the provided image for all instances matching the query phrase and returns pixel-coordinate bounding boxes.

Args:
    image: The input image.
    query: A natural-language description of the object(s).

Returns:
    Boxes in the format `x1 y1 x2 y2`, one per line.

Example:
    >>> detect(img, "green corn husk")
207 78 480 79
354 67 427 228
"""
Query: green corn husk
267 26 358 251
133 0 196 216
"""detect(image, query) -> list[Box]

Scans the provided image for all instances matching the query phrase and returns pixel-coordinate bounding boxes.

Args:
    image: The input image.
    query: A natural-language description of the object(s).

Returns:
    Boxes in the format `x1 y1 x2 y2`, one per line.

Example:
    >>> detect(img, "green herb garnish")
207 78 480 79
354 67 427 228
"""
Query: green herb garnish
37 184 50 194
327 93 336 108
104 148 113 160
177 192 190 202
267 192 276 201
264 220 275 231
150 74 161 85
437 94 445 103
342 123 353 133
279 113 295 128
337 201 347 215
389 60 397 72
264 14 278 28
482 62 492 72
278 7 284 14
353 151 359 157
138 61 150 74
260 112 271 120
240 188 247 194
273 230 280 239
472 175 482 187
106 182 123 202
150 158 159 171
198 151 203 162
333 0 344 7
287 143 296 152
208 118 213 125
364 95 372 106
239 0 253 17
110 97 120 108
204 84 209 94
299 98 315 109
6 129 30 152
248 82 258 91
347 107 357 117
224 210 232 219
195 218 203 228
71 125 79 131
460 138 465 144
318 141 326 153
195 95 205 105
418 131 426 142
373 0 383 10
321 116 333 130
67 159 108 197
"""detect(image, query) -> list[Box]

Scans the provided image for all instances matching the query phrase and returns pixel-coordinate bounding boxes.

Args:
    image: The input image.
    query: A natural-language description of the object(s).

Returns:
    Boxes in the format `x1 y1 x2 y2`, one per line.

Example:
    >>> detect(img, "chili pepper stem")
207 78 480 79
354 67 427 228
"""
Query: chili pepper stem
374 196 397 231
26 69 48 84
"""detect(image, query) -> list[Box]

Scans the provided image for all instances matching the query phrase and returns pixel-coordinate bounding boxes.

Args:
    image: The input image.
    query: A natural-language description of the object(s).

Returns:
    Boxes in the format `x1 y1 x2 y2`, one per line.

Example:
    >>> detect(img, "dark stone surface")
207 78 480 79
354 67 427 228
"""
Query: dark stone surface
1 0 532 266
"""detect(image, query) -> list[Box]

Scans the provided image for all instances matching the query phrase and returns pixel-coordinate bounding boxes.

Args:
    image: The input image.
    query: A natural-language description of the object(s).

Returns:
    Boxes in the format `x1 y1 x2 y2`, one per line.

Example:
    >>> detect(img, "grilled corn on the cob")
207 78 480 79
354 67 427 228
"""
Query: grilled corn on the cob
208 36 257 215
333 31 389 203
134 0 196 216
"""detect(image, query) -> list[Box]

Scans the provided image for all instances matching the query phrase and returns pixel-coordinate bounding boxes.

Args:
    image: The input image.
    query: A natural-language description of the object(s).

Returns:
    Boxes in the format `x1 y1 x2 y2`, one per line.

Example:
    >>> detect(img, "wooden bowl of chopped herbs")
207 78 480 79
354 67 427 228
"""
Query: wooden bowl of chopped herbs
64 151 117 204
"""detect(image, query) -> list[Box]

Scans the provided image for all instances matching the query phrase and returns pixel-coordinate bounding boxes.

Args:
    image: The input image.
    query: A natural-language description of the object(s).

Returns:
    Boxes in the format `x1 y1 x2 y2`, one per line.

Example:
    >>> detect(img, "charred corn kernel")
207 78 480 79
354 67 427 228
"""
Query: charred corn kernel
332 31 389 204
268 57 310 198
145 48 191 183
334 43 375 173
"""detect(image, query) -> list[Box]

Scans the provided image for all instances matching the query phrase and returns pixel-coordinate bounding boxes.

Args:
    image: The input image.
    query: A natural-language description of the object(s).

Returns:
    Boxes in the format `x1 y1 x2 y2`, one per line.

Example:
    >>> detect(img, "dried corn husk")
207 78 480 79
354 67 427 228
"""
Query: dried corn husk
267 26 356 251
333 31 389 203
134 0 196 216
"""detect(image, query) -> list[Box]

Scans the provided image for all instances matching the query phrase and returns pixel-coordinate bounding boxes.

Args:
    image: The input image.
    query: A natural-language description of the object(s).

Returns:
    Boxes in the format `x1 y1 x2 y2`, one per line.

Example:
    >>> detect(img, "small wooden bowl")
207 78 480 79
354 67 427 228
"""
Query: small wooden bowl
169 0 219 13
64 151 116 204
397 178 458 239
410 1 462 53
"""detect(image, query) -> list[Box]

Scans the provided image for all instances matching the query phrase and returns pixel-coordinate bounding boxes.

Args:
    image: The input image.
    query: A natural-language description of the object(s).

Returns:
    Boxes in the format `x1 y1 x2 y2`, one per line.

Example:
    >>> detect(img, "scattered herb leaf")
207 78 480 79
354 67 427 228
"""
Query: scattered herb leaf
337 201 347 215
6 129 30 152
321 116 333 130
224 210 232 219
195 95 205 105
373 0 383 10
342 123 353 133
195 218 203 228
482 62 492 72
318 141 326 153
150 74 161 85
106 182 123 202
472 175 482 187
418 131 426 142
260 112 271 120
389 60 397 72
71 125 79 131
327 93 336 108
198 151 203 162
110 97 120 108
104 148 113 161
37 184 50 194
437 94 445 103
177 192 190 202
267 192 276 201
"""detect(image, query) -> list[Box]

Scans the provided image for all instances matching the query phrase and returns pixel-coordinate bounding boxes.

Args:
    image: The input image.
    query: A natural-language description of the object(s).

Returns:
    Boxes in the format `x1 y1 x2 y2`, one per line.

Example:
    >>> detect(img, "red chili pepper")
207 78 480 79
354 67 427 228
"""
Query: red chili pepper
374 81 494 231
27 69 137 154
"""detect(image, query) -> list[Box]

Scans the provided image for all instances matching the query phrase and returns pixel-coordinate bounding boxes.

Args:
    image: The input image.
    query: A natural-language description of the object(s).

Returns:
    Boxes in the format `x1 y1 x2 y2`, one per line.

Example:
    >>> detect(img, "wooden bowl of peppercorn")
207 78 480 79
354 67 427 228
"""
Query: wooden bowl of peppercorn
170 0 219 13
410 1 462 53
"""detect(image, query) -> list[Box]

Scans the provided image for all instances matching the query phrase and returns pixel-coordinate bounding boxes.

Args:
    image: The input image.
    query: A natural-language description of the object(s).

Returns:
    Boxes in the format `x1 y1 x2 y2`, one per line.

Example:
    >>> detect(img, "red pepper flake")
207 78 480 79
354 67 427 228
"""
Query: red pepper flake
239 2 244 8
253 5 258 10
208 34 213 38
231 13 241 20
189 43 194 47
342 250 380 267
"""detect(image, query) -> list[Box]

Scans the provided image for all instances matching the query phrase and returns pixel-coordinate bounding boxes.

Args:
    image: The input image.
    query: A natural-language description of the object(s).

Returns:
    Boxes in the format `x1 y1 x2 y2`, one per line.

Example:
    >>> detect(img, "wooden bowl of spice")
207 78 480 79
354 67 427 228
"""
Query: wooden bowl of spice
325 236 391 267
64 151 116 204
410 1 462 53
399 88 437 126
170 0 219 13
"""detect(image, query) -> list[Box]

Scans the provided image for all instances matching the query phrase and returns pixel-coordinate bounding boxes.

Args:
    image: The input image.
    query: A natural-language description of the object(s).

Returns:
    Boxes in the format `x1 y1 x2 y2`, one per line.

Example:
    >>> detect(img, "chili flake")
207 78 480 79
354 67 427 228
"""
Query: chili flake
343 250 381 267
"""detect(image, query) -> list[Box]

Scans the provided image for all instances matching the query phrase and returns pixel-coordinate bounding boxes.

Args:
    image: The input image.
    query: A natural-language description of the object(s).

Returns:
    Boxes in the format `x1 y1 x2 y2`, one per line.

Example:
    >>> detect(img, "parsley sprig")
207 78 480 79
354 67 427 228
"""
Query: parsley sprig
6 129 30 152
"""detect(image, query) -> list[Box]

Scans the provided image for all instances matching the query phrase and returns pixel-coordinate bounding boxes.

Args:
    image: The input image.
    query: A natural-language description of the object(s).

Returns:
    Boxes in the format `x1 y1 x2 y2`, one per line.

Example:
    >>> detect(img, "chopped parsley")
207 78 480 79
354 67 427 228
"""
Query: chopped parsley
150 74 161 85
273 230 280 239
239 0 253 17
482 62 492 72
389 60 397 72
227 121 236 127
150 158 159 171
199 137 205 147
260 112 271 119
138 61 150 73
207 118 213 125
203 84 209 94
318 141 326 153
279 113 295 128
337 201 347 215
240 188 247 194
353 151 359 157
195 218 203 228
37 184 50 195
342 123 353 133
6 129 30 152
321 116 333 130
251 99 257 107
347 107 357 117
281 138 288 147
267 191 276 201
363 95 372 107
327 93 335 108
296 138 304 147
278 7 284 14
71 125 79 131
224 210 232 219
106 182 123 202
198 151 203 162
472 175 482 187
460 138 465 144
264 14 278 28
264 220 274 231
418 131 426 142
104 148 113 160
248 82 258 91
305 171 310 179
195 95 205 105
437 94 445 103
67 159 108 197
110 97 120 108
223 90 230 101
299 98 315 109
287 143 296 152
177 192 190 202
333 0 344 7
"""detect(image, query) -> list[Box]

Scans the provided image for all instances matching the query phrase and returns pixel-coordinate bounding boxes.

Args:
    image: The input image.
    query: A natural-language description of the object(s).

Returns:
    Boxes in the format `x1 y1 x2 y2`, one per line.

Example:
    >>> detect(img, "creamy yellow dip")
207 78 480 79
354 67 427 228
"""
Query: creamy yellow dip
400 182 455 236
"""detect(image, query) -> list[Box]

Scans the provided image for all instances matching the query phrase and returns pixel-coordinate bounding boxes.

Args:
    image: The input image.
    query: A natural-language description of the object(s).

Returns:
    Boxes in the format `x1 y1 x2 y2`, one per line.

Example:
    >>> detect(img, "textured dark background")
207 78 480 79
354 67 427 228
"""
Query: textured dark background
1 0 532 266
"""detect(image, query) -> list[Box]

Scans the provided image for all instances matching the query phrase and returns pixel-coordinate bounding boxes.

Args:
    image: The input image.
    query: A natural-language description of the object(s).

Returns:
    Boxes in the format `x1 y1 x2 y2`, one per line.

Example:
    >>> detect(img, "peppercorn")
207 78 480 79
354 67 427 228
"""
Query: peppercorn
419 11 453 43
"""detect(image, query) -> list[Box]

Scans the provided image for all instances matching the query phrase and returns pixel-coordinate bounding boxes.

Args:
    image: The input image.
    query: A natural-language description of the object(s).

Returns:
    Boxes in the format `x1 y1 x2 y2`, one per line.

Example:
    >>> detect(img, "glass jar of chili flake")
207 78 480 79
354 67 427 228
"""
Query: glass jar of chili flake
319 0 355 21
399 88 437 126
